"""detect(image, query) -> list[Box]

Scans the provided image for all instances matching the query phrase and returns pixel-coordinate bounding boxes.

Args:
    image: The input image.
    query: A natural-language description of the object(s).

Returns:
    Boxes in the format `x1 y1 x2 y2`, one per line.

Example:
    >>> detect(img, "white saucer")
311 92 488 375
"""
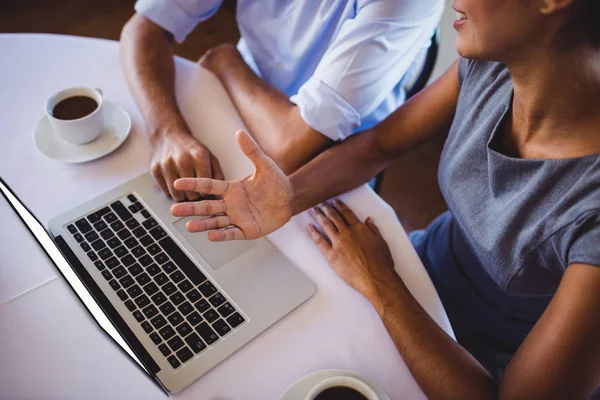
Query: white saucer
33 101 131 163
280 369 391 400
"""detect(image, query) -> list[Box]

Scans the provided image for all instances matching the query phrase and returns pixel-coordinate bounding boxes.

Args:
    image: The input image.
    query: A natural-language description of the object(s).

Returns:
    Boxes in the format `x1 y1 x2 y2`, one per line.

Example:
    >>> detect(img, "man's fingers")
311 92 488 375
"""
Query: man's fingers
310 207 338 238
321 202 347 231
333 199 359 225
174 178 230 196
308 224 332 253
236 130 275 170
163 166 185 202
211 156 225 181
171 200 226 217
366 217 382 237
208 227 246 242
186 215 232 233
151 166 170 196
177 160 199 201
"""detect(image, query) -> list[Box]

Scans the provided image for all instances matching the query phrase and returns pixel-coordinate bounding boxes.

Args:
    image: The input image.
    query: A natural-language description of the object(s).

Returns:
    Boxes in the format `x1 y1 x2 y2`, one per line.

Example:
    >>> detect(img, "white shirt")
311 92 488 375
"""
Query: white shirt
135 0 443 141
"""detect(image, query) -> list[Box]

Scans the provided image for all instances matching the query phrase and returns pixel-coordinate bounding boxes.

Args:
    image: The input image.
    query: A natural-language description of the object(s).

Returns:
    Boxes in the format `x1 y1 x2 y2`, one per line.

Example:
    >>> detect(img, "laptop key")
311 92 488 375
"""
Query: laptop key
114 245 127 258
147 263 161 277
199 281 217 297
212 319 231 336
170 271 184 284
75 219 92 234
127 284 142 298
203 309 219 324
147 244 160 256
194 299 210 313
111 221 125 232
161 261 176 274
151 315 168 330
126 218 140 230
101 270 112 281
110 201 133 222
154 252 169 265
101 229 115 240
117 229 132 240
85 231 99 242
159 237 206 285
73 233 84 243
139 255 153 267
142 304 159 319
187 311 203 326
132 246 146 258
116 289 128 301
128 204 138 213
196 322 219 345
159 325 176 340
128 263 143 277
144 282 159 296
178 279 193 293
124 300 136 311
149 332 161 345
159 343 171 356
186 289 201 303
227 312 245 328
67 224 77 234
159 302 175 316
163 282 177 296
217 303 235 318
143 218 158 230
141 209 151 219
105 257 119 270
176 346 194 363
123 237 138 249
122 255 136 267
133 310 144 322
176 322 193 337
154 272 169 286
108 280 120 291
185 332 206 354
119 275 134 289
150 226 167 241
113 266 127 279
209 293 226 308
135 294 150 309
87 251 98 261
87 213 100 224
91 239 106 251
133 202 143 212
151 292 167 306
167 355 180 369
127 194 137 203
178 301 194 316
167 312 184 326
141 321 153 333
97 207 111 217
94 260 105 271
133 226 146 238
170 292 185 306
93 220 108 232
139 235 153 247
81 242 91 252
136 272 151 286
167 336 185 351
104 212 118 224
98 248 113 260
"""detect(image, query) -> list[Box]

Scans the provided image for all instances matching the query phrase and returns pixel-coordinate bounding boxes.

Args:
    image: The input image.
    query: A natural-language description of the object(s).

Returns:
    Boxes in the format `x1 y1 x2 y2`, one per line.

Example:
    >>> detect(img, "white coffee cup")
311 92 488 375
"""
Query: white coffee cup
305 376 379 400
46 87 104 145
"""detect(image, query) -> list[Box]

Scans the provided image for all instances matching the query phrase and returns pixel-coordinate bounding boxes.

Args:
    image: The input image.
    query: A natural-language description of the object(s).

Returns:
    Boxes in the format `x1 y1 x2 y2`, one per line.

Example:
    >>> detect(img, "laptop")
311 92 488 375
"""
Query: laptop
0 173 315 393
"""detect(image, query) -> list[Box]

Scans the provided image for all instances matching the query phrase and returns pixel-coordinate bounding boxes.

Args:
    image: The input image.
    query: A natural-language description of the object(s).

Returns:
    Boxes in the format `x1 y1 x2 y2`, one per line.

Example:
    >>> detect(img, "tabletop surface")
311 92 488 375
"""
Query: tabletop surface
0 33 453 400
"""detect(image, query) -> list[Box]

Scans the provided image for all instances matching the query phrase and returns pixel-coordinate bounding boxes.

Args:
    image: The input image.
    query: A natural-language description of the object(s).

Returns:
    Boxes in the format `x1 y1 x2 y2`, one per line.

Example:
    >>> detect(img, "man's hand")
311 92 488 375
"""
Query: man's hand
170 130 293 241
150 130 224 202
198 43 244 78
308 200 400 310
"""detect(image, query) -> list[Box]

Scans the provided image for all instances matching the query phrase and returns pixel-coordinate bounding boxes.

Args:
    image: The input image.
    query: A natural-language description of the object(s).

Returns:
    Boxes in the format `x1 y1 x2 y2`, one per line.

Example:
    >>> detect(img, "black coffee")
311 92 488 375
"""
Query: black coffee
52 96 98 120
314 386 368 400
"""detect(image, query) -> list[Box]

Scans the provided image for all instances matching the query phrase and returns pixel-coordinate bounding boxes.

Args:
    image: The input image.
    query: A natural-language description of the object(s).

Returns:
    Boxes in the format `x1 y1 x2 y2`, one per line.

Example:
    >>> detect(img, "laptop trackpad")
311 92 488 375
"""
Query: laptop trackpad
173 218 256 270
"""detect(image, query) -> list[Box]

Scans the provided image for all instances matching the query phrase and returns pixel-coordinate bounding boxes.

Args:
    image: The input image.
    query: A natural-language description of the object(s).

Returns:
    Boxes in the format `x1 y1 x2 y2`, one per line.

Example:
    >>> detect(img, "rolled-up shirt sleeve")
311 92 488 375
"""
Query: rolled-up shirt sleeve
290 0 442 141
135 0 223 43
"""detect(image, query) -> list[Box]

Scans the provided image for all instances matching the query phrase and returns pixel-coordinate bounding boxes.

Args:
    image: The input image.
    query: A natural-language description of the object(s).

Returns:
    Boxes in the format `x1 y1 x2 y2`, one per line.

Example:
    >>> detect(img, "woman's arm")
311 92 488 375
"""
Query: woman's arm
309 201 600 400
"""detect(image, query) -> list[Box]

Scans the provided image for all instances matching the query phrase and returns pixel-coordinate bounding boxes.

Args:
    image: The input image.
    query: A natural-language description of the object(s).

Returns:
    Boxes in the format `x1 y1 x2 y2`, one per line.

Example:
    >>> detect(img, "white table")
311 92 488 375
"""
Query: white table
0 34 453 400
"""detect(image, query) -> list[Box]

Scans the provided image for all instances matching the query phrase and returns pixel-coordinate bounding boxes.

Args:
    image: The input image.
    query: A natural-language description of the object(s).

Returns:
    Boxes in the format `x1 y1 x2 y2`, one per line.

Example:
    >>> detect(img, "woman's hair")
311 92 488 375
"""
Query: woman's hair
580 0 600 45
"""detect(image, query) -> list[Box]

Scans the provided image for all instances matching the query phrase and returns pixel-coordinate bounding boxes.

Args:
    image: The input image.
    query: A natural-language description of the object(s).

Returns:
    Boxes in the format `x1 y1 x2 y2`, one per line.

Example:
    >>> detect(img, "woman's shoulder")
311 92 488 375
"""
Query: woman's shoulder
458 57 509 87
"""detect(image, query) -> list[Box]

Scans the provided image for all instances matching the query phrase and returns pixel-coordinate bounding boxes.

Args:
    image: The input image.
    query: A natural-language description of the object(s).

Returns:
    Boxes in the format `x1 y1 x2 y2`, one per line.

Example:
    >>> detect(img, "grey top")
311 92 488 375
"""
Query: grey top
439 58 600 298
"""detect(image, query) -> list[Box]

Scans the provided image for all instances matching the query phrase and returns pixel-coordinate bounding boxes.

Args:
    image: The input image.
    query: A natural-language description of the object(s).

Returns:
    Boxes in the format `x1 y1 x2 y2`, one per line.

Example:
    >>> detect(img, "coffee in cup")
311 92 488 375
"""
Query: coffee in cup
314 386 369 400
46 87 104 145
306 376 378 400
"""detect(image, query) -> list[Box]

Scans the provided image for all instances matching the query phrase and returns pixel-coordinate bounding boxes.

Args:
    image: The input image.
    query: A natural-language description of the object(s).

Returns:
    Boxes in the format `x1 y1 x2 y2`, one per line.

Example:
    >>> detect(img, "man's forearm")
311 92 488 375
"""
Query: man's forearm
370 273 497 399
120 14 191 141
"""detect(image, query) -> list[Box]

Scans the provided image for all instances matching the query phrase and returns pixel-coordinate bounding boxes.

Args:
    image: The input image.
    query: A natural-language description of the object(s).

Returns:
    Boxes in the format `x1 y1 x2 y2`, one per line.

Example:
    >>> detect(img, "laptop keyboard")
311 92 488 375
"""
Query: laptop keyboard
66 193 246 370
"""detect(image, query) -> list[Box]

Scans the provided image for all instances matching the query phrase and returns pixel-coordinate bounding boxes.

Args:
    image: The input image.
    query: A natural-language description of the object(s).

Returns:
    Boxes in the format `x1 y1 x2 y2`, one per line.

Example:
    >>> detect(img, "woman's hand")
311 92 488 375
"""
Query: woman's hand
170 130 294 241
308 199 400 307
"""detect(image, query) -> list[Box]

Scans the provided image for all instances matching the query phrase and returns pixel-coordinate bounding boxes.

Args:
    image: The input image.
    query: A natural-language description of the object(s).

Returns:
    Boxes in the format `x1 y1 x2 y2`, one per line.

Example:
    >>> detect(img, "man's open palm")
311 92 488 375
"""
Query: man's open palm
171 130 293 241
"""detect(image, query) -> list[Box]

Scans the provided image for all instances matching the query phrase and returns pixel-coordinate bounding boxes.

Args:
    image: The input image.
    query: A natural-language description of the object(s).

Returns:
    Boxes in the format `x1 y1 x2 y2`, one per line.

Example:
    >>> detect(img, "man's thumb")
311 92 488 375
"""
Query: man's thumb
236 130 275 170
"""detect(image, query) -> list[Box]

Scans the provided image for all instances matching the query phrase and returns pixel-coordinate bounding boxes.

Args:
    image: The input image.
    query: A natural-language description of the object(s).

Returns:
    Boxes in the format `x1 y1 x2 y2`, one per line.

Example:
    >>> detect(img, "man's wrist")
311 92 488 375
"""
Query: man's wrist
366 271 407 318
